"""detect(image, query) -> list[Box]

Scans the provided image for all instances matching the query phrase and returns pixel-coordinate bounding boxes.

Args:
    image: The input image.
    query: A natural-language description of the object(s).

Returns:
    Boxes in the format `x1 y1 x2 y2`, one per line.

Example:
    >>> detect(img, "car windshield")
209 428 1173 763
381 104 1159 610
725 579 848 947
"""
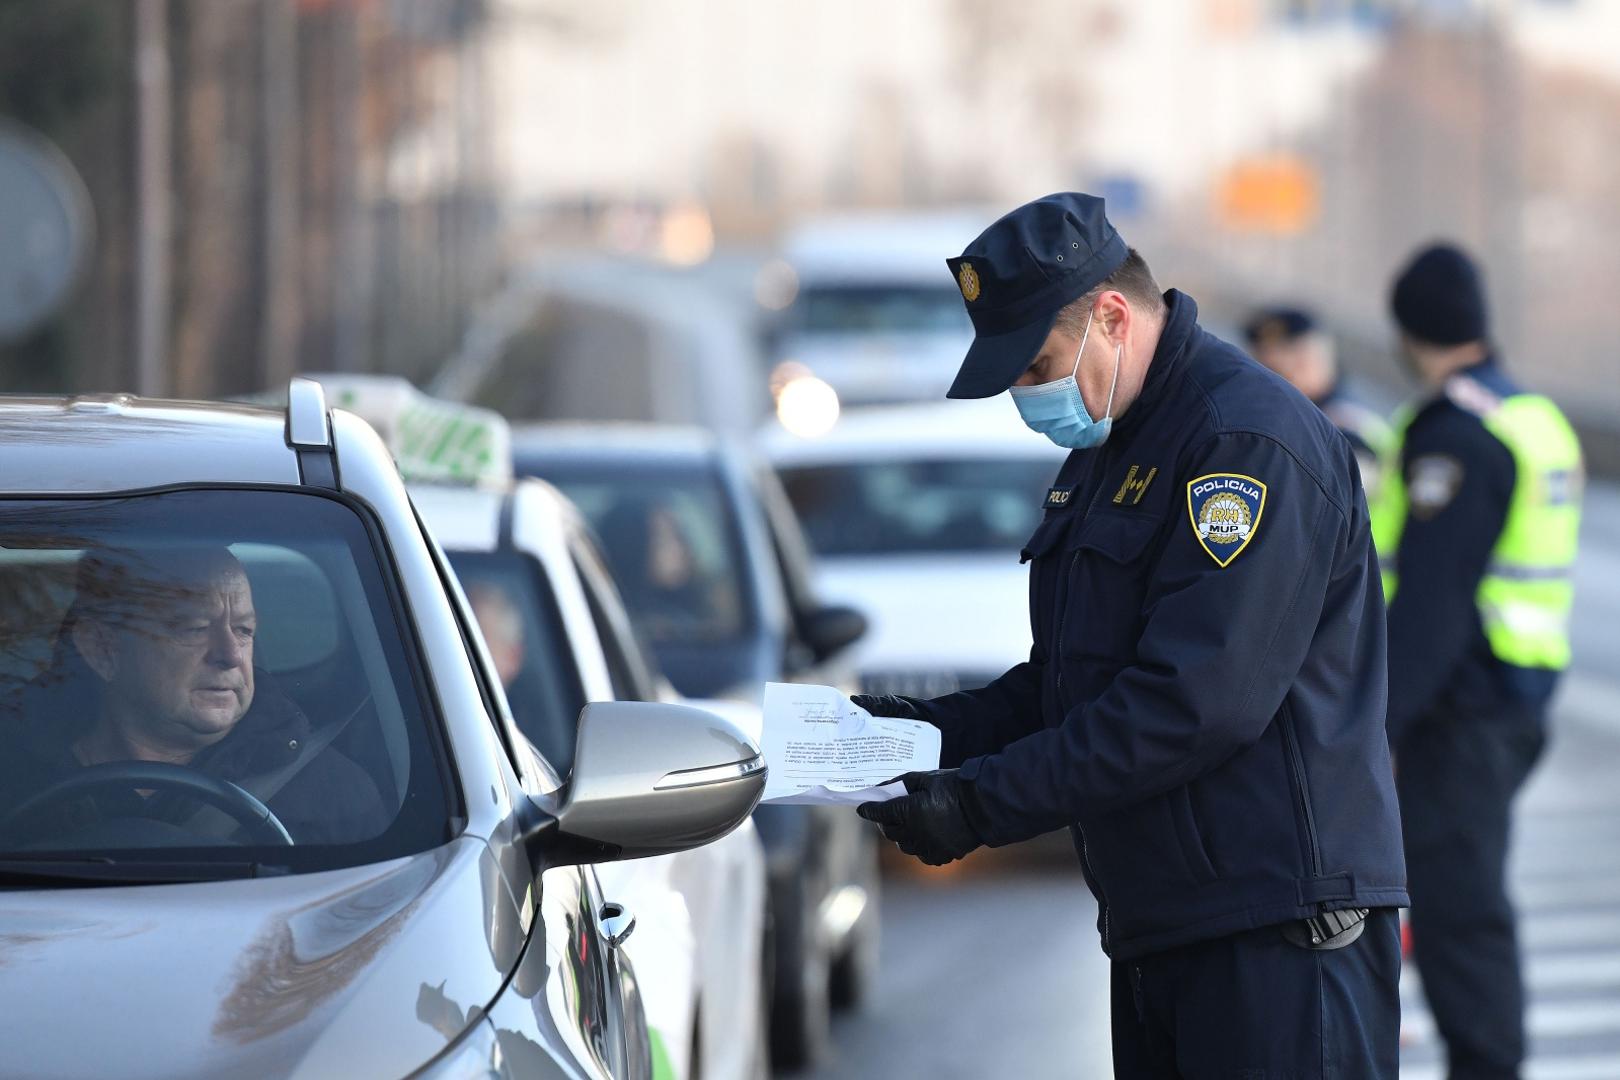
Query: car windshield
446 550 583 774
524 462 753 646
0 489 451 877
777 458 1058 556
790 284 972 336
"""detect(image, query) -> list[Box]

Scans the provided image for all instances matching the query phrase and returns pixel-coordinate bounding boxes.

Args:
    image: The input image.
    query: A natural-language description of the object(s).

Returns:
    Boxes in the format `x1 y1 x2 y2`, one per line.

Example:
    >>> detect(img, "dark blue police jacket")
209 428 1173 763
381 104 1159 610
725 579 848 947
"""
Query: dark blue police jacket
909 291 1408 960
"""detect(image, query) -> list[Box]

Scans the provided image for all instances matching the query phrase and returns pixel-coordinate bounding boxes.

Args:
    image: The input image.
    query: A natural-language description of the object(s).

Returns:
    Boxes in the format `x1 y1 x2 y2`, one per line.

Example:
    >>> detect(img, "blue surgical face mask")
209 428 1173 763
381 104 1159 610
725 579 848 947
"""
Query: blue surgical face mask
1009 308 1121 450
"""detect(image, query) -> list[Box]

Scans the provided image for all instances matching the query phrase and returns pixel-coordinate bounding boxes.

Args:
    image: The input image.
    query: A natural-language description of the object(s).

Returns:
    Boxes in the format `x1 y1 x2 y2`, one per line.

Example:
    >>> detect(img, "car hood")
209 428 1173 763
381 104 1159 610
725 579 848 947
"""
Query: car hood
0 836 527 1080
814 555 1031 674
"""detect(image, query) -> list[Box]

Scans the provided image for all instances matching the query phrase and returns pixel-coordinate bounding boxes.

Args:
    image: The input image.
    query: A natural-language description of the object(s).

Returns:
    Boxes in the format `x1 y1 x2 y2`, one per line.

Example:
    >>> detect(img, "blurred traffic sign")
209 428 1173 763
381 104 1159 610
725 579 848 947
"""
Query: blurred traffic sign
0 122 93 343
1215 154 1320 234
1094 175 1149 219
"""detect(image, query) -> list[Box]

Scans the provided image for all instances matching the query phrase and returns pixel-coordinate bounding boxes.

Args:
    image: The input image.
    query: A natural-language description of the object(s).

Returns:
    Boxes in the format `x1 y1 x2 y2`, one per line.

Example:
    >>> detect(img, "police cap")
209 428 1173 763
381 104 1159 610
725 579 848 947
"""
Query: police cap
944 192 1128 399
1243 306 1317 349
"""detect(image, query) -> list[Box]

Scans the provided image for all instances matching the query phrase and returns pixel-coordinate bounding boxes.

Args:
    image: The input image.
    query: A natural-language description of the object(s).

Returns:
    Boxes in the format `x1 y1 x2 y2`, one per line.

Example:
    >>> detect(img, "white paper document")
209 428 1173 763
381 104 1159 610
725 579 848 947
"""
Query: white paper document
760 682 941 806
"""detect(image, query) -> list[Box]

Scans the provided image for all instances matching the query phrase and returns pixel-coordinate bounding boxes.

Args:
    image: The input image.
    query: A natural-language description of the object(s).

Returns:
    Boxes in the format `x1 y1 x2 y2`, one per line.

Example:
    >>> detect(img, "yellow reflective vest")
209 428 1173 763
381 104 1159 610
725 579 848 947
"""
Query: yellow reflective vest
1371 375 1582 671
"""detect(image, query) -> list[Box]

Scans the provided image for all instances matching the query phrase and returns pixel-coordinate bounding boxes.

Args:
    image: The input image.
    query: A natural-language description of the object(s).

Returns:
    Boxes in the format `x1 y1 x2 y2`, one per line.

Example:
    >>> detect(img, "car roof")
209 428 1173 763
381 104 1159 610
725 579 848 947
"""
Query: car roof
0 394 302 492
783 208 992 286
760 400 1068 466
511 421 725 468
409 484 507 552
410 477 582 554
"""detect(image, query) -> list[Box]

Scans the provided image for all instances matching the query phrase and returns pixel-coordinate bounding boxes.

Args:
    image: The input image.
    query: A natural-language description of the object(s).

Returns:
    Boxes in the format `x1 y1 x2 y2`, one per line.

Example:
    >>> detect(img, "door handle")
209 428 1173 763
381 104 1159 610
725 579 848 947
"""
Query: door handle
597 901 635 949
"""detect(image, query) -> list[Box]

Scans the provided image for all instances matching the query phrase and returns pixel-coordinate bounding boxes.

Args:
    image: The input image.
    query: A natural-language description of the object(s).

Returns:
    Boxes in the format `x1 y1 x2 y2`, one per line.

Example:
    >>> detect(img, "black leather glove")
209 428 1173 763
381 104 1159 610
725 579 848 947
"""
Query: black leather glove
857 769 984 867
851 693 928 722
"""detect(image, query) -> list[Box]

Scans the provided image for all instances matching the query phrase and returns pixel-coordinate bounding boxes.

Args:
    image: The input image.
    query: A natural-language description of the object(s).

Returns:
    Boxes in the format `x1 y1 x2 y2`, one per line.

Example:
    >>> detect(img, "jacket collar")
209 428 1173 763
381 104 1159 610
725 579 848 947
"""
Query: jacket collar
1113 289 1198 440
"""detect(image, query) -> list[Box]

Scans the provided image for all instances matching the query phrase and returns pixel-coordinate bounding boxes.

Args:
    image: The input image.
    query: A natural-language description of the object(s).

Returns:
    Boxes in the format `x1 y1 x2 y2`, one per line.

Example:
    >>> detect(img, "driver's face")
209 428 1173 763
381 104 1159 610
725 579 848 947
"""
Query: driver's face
106 566 258 752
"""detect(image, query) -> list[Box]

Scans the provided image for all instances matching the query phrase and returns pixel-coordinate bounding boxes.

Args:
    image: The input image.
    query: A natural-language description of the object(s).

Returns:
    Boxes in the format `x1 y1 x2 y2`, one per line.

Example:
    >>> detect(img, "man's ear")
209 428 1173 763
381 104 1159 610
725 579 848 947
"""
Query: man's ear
1096 290 1132 343
72 617 119 682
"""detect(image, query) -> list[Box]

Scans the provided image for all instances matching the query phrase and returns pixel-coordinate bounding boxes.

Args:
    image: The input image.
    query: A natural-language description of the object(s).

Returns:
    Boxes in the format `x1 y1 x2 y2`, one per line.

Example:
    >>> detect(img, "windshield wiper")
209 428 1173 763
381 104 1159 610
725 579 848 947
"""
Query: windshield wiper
0 854 269 887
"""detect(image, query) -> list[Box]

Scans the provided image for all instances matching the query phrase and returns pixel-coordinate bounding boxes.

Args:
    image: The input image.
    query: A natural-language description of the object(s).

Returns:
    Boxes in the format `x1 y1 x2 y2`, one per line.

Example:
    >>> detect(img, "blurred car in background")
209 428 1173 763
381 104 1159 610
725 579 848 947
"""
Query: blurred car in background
0 379 767 1079
416 479 770 1080
514 423 880 1068
320 374 771 1080
763 401 1066 699
765 210 983 409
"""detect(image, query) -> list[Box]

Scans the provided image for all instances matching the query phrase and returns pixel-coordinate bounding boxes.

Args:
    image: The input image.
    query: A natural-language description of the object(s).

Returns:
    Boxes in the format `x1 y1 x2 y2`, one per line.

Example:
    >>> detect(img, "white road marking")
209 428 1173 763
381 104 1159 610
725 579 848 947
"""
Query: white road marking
1406 1054 1620 1080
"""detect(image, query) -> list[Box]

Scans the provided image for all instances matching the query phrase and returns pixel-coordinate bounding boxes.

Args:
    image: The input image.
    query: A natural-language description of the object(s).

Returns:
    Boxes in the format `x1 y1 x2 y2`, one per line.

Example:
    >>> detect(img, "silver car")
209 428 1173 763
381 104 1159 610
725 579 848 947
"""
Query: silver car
0 381 764 1078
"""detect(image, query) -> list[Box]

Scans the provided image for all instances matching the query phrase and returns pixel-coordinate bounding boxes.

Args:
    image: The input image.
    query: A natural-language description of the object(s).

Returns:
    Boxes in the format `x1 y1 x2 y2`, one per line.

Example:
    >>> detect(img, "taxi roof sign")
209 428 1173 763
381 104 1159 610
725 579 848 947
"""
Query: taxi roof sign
307 374 513 487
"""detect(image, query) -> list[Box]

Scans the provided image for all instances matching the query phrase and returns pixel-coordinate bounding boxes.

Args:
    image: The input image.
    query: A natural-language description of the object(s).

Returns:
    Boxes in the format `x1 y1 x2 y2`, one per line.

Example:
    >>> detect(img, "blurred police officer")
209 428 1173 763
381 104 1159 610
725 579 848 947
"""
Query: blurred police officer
855 193 1407 1077
1244 305 1394 500
1375 243 1583 1080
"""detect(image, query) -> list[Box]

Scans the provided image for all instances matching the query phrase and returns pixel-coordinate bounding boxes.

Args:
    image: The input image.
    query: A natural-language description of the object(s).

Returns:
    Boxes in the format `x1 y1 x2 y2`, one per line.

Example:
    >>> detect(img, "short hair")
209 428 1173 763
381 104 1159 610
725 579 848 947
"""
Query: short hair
72 545 245 629
1052 248 1165 337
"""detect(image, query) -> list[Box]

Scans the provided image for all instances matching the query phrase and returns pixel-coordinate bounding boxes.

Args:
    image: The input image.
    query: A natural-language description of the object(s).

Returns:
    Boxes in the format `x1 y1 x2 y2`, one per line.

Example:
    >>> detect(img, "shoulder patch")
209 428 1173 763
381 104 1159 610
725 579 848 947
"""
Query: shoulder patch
1407 454 1463 519
1186 473 1267 567
1044 486 1075 509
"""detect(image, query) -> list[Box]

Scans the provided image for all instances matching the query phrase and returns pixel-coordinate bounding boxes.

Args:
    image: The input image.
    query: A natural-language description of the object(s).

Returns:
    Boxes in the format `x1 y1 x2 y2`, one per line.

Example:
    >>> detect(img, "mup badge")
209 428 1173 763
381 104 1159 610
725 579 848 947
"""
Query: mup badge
1187 473 1266 567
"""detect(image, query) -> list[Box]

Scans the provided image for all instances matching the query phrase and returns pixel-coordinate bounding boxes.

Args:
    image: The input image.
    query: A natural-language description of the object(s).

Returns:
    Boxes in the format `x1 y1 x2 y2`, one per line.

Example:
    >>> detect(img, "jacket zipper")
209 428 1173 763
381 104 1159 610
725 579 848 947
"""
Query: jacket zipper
1079 828 1110 950
1059 447 1115 949
1055 447 1115 697
1278 705 1324 878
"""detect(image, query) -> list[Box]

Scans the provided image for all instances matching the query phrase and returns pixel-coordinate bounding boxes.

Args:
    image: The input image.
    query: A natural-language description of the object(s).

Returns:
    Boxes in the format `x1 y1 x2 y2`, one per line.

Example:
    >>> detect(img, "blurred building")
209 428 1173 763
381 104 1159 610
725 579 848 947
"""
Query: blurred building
0 0 503 398
487 0 1620 432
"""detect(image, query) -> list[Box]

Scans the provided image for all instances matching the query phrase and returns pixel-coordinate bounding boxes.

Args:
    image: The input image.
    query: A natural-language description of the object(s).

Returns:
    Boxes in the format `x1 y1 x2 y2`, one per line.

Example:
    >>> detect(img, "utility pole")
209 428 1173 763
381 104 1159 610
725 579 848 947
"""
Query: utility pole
259 0 300 389
133 0 171 397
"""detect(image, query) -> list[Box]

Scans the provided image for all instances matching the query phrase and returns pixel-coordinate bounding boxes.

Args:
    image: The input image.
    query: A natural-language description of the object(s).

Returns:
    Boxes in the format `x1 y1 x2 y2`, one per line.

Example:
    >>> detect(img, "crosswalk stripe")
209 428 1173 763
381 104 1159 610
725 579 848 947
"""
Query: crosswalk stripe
1405 1053 1620 1080
1523 911 1620 950
1403 998 1620 1043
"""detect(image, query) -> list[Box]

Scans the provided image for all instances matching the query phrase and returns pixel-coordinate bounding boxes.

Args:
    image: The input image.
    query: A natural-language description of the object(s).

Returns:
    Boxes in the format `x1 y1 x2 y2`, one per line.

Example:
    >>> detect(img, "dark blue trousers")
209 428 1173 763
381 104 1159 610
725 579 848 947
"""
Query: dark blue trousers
1110 909 1401 1079
1396 702 1546 1080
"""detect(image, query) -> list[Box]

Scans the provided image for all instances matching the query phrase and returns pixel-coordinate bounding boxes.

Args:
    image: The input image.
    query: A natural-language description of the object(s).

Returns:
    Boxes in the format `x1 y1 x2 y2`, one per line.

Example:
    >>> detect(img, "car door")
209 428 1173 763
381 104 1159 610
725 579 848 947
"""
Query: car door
423 517 647 1078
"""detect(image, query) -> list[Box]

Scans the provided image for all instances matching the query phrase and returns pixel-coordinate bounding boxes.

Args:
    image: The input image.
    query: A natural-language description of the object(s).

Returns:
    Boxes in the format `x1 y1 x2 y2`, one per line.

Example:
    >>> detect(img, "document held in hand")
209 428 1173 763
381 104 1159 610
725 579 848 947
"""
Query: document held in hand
760 682 942 806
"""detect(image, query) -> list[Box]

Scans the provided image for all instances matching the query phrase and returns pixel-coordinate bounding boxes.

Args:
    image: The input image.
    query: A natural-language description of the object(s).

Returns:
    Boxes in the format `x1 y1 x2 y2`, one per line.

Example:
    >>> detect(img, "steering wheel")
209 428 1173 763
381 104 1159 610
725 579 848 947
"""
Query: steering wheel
0 762 295 847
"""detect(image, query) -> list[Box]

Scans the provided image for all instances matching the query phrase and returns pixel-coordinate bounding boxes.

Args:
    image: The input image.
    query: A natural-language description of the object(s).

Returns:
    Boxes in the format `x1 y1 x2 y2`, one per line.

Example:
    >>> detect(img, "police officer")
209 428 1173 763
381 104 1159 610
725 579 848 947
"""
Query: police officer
1244 305 1395 500
1374 243 1582 1080
854 193 1408 1076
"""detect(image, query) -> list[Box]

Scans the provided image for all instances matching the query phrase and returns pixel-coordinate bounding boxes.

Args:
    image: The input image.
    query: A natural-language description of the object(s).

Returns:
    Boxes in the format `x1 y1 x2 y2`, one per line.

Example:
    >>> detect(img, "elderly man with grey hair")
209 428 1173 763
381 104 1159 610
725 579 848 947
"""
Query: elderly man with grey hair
0 545 386 848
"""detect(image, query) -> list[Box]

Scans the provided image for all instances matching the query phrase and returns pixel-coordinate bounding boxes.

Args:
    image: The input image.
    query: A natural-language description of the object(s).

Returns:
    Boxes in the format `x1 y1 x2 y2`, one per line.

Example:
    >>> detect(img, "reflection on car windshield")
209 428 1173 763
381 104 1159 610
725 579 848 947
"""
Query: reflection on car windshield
791 284 971 336
447 550 582 774
0 490 450 873
535 466 750 645
778 458 1057 557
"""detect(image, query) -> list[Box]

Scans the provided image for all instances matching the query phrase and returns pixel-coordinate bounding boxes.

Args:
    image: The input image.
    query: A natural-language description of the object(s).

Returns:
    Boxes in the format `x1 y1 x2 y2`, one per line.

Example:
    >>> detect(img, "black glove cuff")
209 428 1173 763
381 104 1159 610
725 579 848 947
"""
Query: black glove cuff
952 773 992 846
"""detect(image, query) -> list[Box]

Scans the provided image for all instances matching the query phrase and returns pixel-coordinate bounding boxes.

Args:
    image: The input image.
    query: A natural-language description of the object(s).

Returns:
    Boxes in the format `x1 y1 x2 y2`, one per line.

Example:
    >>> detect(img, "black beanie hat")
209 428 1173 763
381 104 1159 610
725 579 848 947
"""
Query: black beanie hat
1389 243 1488 346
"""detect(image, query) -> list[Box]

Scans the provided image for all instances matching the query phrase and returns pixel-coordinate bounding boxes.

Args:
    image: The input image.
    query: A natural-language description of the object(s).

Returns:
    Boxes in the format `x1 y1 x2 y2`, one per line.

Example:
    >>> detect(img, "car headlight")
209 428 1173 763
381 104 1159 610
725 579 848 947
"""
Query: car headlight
416 1018 503 1080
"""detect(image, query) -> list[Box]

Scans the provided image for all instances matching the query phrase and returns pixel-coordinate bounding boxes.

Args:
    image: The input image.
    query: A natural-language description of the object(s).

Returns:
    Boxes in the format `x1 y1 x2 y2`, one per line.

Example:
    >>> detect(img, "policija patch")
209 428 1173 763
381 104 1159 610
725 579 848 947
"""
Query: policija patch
1187 473 1267 567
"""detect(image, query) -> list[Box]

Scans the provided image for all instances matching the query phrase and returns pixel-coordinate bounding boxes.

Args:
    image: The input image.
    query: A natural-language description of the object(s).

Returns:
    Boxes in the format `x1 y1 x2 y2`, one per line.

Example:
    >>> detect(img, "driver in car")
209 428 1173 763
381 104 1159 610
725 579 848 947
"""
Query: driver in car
0 545 388 847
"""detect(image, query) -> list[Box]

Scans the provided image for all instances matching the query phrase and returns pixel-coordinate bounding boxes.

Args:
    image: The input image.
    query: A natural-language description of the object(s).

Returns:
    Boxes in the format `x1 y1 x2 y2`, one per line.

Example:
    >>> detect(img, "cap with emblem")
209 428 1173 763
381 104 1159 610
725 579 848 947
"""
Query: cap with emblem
944 192 1128 399
1243 306 1317 349
1390 242 1488 346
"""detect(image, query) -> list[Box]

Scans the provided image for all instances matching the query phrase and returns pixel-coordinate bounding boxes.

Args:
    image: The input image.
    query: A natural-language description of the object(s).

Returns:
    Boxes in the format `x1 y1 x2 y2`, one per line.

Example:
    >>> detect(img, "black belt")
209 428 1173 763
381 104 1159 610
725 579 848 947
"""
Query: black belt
1280 907 1370 951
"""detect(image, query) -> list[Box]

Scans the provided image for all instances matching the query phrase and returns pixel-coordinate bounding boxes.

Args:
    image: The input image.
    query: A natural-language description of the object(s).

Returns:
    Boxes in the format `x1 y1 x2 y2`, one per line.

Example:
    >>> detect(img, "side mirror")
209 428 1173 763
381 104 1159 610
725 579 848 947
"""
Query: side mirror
536 701 765 864
802 603 868 663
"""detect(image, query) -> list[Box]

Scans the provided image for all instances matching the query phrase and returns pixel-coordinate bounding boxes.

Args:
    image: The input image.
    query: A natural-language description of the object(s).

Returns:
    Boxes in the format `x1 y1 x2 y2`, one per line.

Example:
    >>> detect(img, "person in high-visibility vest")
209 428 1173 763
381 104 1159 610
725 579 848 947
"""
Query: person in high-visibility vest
1243 305 1395 502
1376 242 1582 1080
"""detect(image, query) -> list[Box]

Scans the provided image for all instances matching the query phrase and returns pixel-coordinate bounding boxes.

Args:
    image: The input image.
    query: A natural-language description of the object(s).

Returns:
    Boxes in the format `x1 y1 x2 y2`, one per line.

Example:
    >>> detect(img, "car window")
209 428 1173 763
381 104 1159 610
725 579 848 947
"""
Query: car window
790 283 971 336
777 457 1058 556
448 549 585 775
568 537 657 704
530 462 754 645
751 462 820 621
0 489 453 874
